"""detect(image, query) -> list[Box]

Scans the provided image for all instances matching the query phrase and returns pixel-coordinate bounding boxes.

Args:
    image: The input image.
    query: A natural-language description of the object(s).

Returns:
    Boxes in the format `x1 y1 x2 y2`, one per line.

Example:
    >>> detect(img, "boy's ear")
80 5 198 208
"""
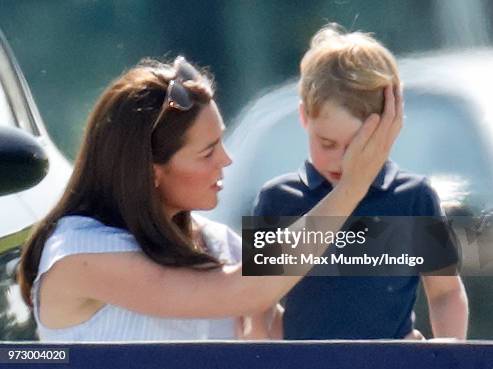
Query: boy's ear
299 101 309 130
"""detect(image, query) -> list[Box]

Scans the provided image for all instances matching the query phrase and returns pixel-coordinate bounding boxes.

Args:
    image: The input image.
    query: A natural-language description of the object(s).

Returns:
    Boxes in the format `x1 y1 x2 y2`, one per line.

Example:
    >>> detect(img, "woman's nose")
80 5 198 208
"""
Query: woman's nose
220 144 233 167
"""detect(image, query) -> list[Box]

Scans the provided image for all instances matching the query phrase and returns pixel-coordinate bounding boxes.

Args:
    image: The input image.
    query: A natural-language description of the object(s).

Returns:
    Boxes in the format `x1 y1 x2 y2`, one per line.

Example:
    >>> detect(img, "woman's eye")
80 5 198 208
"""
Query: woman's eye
204 149 214 158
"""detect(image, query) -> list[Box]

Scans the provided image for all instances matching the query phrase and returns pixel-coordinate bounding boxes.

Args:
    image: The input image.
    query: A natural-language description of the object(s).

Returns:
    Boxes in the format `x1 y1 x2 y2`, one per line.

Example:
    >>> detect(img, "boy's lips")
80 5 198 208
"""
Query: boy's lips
328 171 342 180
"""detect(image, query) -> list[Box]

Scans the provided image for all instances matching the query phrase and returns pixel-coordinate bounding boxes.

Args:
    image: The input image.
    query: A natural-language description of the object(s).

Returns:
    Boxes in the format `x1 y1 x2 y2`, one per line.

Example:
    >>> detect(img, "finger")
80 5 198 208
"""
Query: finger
385 85 404 150
385 122 402 153
394 84 403 127
349 113 380 155
381 85 396 130
371 85 396 148
394 84 402 116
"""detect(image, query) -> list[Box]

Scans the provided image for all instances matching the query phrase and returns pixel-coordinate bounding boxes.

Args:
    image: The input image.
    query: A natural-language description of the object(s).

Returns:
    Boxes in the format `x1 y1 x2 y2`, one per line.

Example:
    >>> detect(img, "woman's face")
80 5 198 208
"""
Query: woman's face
153 101 232 218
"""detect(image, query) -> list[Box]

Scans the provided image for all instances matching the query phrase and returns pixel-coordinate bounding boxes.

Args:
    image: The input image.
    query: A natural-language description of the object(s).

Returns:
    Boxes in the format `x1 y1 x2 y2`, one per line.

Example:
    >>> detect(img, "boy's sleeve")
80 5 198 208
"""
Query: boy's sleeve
414 178 445 217
413 178 459 273
252 188 274 216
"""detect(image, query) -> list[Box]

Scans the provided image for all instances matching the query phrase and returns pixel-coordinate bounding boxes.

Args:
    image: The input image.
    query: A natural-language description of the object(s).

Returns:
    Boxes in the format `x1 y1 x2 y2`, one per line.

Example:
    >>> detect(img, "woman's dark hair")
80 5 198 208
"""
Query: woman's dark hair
18 57 220 307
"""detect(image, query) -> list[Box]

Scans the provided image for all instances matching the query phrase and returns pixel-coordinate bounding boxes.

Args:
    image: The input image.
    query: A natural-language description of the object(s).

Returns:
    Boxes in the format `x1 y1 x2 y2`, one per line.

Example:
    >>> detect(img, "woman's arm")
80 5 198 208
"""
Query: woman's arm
47 85 402 319
47 176 372 319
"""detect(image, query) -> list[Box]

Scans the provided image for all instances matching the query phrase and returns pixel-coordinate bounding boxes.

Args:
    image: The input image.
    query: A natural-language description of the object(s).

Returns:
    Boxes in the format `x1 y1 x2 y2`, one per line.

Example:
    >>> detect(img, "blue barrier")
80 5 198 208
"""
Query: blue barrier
0 341 492 369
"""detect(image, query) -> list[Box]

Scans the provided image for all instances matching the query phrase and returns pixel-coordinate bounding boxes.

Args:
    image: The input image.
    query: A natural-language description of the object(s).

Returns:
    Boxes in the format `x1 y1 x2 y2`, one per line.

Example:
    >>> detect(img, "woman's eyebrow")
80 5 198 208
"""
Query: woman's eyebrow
198 138 220 153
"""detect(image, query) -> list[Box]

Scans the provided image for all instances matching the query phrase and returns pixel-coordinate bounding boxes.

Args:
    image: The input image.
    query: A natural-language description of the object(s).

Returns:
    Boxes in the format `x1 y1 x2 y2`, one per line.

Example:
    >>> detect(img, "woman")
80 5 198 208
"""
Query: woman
18 55 402 341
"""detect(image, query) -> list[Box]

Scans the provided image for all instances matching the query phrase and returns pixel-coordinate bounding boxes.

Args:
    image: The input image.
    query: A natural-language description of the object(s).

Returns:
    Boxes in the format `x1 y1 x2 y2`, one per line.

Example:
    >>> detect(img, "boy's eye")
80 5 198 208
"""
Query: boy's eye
204 148 214 158
321 142 336 149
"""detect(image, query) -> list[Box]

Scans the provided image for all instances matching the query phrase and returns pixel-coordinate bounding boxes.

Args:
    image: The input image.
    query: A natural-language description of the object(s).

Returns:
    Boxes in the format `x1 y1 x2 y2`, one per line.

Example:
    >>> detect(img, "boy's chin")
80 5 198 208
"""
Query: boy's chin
325 174 341 186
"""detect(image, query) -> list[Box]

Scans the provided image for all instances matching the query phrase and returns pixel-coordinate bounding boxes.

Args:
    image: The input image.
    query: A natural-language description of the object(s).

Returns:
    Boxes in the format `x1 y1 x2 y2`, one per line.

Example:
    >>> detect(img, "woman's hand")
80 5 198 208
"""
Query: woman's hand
404 329 426 340
339 85 403 199
236 304 284 340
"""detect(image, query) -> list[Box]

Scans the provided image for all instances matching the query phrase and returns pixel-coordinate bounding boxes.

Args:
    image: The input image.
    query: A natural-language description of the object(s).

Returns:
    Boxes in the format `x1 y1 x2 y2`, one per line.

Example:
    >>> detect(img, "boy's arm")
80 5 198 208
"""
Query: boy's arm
415 179 468 339
421 275 468 339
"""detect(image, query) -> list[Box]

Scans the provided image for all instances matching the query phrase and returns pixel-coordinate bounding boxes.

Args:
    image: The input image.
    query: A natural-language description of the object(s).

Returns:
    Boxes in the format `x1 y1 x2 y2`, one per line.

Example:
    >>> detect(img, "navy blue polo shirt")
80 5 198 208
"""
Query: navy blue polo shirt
252 160 453 339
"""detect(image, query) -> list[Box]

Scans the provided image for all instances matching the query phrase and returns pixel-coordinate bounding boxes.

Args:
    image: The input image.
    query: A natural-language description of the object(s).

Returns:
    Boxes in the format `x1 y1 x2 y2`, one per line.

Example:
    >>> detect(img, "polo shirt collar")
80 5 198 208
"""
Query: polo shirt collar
298 159 399 191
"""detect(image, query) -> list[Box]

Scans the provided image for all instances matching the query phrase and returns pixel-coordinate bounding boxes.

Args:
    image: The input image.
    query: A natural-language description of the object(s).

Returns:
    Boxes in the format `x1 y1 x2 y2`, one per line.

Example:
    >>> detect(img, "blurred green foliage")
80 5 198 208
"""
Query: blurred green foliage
3 0 491 159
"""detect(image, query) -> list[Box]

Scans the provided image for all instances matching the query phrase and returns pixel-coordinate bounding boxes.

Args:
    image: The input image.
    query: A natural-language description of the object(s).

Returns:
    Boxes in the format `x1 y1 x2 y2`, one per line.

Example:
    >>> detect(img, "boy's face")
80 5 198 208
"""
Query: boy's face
300 99 363 186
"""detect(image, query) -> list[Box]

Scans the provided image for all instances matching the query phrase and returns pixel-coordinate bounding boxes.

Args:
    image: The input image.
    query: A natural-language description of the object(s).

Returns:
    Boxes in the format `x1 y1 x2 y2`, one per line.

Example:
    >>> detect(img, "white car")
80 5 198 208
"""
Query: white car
0 30 71 339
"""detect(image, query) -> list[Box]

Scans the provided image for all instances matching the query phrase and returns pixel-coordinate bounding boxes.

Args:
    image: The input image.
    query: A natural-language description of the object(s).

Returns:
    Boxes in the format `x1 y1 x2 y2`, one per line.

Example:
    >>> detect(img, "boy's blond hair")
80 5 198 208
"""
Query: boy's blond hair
300 23 400 119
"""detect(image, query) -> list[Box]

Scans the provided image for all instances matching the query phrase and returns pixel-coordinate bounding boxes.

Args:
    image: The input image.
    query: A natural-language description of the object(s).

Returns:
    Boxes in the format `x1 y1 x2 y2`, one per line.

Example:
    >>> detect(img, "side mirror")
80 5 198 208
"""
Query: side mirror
0 126 48 196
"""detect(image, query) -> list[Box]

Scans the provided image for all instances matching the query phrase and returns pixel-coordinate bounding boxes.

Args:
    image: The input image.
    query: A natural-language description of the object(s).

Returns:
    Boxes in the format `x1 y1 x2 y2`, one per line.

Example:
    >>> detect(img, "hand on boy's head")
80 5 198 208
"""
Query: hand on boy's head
377 84 403 151
338 85 403 195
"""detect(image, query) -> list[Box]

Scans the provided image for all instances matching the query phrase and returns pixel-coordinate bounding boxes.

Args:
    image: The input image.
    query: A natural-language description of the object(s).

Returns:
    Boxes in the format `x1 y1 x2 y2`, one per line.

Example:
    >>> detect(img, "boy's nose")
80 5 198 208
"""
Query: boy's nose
334 147 346 166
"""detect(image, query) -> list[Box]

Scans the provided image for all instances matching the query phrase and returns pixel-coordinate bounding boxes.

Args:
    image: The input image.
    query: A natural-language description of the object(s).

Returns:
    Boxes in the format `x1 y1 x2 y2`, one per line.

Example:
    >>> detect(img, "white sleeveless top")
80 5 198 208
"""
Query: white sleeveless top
32 214 242 342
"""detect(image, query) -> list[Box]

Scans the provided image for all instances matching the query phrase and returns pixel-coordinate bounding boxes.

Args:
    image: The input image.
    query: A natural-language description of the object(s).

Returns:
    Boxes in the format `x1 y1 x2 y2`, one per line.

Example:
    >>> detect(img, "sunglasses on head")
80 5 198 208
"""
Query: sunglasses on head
151 56 201 132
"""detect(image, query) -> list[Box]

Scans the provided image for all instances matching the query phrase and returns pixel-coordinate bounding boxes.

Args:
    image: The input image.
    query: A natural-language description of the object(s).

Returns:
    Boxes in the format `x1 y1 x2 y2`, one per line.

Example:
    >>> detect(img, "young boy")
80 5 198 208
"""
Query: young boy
252 24 468 340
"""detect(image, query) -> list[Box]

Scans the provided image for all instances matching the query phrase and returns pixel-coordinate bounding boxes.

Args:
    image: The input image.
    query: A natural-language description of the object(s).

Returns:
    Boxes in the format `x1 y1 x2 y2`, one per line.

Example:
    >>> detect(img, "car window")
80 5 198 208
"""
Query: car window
0 81 15 127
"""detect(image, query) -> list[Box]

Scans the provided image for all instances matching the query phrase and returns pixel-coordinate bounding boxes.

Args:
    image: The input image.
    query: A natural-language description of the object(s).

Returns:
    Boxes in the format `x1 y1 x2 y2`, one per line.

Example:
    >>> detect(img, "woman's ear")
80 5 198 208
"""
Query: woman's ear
299 101 309 130
152 164 161 189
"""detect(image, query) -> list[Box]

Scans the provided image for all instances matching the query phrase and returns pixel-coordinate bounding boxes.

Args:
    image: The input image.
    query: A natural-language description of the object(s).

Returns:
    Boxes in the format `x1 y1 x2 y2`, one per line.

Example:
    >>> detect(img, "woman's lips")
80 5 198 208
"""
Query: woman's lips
211 179 223 191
